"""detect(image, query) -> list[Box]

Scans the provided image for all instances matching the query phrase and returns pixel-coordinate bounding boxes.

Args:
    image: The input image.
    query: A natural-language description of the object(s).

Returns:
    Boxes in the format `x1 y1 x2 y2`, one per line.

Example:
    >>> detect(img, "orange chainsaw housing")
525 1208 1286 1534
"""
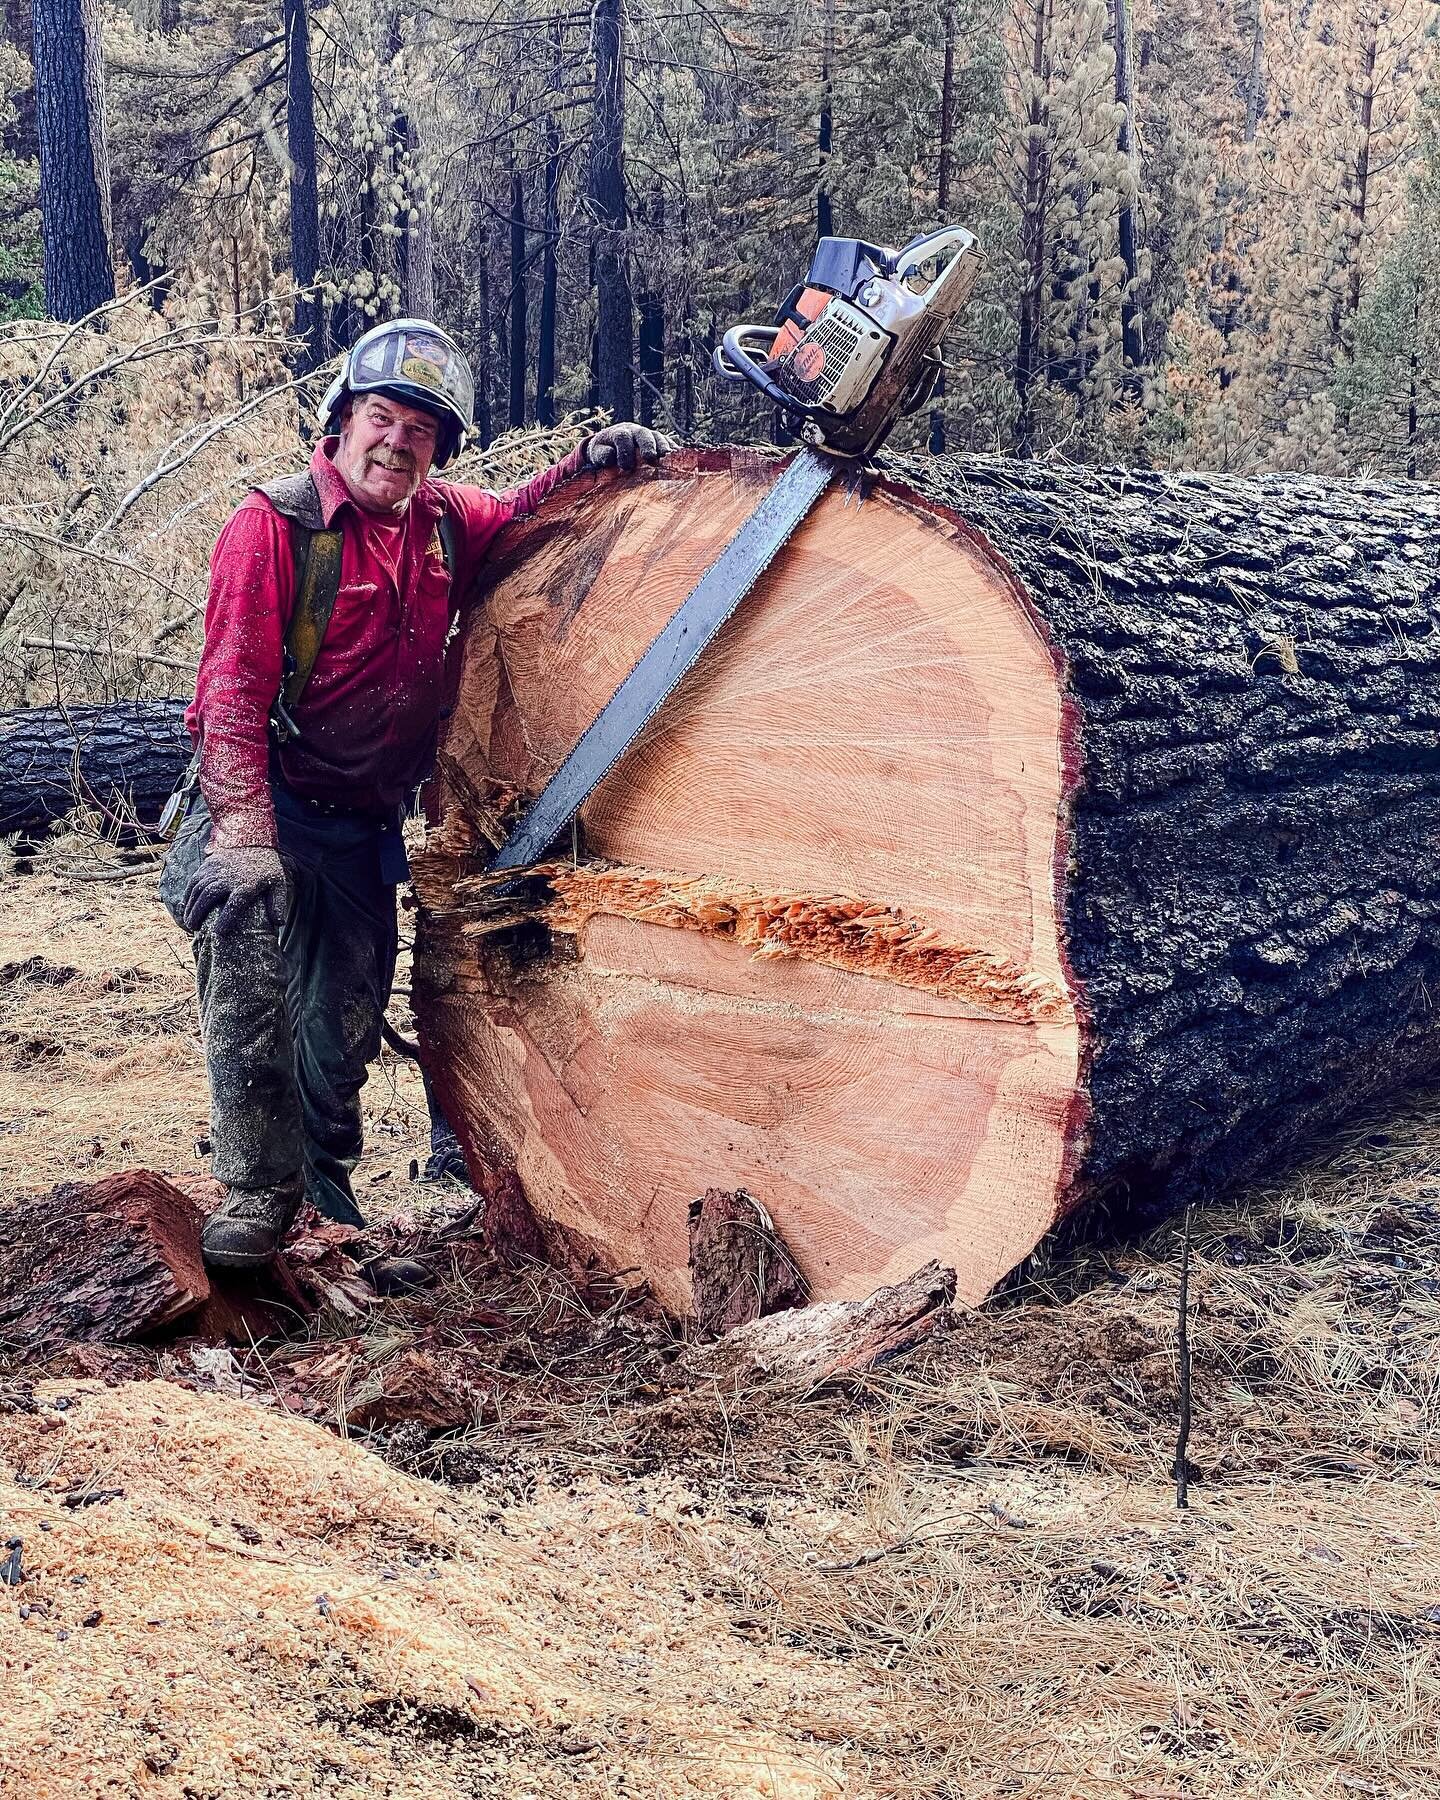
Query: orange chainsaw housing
771 286 833 358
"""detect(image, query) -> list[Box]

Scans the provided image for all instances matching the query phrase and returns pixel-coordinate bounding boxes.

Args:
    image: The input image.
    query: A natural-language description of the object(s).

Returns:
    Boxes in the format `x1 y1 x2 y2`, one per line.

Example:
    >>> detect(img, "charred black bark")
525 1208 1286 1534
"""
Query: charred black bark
536 76 561 428
1111 0 1144 379
0 700 188 840
31 0 114 320
588 0 632 419
509 163 528 430
283 0 324 373
886 451 1440 1222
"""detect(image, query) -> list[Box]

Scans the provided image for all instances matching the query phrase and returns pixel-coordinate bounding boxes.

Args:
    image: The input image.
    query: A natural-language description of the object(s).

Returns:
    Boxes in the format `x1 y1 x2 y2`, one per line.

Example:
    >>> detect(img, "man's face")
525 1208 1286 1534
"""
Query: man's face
335 392 441 515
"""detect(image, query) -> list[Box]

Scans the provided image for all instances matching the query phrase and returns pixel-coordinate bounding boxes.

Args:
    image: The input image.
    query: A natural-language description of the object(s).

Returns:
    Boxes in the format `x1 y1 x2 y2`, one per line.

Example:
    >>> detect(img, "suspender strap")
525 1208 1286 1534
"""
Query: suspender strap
436 510 458 579
271 522 344 744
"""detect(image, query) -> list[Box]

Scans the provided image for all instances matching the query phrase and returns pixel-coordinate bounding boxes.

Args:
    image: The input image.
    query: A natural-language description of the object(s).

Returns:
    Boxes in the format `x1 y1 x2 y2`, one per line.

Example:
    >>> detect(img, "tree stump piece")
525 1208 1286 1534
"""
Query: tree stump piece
688 1188 808 1339
0 1170 210 1361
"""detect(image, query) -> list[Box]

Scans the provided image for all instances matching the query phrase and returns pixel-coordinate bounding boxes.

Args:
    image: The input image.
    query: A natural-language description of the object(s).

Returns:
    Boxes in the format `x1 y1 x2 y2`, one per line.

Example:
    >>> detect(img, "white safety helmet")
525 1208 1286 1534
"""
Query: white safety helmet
320 318 475 466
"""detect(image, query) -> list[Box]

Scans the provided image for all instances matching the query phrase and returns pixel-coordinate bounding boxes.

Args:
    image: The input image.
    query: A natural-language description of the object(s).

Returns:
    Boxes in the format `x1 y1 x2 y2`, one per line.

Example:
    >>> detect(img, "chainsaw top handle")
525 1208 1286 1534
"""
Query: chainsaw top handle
713 323 801 415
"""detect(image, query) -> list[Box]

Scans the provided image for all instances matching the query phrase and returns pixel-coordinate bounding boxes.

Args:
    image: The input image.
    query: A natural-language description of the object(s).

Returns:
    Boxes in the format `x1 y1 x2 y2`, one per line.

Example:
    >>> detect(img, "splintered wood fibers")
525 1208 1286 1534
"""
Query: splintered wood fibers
3 1380 856 1799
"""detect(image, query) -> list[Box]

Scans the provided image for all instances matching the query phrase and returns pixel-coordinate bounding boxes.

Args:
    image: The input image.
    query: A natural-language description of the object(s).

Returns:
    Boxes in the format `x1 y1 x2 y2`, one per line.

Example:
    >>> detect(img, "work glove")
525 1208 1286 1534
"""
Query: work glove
181 845 289 937
586 422 675 474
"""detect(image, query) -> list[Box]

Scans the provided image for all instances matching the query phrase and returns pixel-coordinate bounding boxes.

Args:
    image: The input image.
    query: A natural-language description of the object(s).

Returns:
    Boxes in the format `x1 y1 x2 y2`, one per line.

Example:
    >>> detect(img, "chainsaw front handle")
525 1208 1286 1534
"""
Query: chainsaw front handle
712 324 797 412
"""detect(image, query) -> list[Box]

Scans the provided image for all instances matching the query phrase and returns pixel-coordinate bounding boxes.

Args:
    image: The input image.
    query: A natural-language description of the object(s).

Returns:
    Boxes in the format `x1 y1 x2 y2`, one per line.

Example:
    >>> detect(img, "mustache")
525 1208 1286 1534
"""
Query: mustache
367 448 416 474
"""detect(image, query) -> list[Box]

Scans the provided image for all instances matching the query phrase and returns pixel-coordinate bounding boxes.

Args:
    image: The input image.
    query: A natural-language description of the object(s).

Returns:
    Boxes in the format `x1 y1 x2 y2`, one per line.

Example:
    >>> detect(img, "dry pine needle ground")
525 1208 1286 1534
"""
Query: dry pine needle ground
3 868 1440 1797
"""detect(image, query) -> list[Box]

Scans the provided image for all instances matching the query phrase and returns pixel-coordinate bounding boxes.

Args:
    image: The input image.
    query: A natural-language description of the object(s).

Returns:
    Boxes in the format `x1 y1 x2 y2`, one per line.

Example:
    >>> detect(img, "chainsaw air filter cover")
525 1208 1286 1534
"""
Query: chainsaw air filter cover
773 300 887 413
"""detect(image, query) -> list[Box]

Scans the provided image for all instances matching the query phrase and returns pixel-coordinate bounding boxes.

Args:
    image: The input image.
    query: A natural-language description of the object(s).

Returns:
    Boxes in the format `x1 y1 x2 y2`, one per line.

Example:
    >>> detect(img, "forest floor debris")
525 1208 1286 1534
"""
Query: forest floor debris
4 869 1440 1797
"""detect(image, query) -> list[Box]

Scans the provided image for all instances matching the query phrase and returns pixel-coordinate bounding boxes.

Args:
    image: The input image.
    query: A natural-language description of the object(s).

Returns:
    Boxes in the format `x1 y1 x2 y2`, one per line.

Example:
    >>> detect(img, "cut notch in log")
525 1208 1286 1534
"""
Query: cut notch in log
414 448 1440 1315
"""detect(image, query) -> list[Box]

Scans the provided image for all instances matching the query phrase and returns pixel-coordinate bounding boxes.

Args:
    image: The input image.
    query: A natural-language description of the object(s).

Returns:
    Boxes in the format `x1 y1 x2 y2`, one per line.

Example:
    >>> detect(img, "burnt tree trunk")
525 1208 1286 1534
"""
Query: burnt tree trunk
536 67 562 428
817 0 835 241
0 700 189 839
1013 0 1049 458
509 159 528 430
32 0 114 320
412 451 1440 1312
928 3 956 456
588 0 632 419
1111 0 1144 379
283 0 324 373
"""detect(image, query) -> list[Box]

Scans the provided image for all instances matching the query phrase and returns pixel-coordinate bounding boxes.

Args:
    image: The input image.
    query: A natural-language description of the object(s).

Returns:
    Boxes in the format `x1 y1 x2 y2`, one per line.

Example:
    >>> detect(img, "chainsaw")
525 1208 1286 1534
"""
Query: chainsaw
488 224 980 876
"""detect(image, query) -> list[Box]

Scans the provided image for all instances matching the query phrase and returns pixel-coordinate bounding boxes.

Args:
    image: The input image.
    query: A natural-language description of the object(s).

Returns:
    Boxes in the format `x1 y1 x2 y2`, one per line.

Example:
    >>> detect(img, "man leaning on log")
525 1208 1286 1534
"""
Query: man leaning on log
160 318 669 1272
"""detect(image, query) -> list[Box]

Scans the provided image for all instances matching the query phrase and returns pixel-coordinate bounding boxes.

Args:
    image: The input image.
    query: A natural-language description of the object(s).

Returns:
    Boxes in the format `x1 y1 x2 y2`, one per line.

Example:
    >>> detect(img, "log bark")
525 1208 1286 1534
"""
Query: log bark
689 1188 807 1339
0 700 189 839
412 449 1440 1310
0 1171 209 1361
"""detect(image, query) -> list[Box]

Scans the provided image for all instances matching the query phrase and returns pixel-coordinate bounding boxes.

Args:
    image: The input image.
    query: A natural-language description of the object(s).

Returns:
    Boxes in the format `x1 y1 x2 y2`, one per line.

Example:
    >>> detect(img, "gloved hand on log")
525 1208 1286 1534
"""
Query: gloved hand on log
586 423 675 474
181 845 289 936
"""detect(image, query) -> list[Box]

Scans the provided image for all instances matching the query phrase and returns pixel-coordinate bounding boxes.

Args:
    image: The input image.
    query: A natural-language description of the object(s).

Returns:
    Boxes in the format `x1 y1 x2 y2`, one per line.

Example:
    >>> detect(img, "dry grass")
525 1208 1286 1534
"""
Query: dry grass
0 856 435 1209
4 869 1440 1796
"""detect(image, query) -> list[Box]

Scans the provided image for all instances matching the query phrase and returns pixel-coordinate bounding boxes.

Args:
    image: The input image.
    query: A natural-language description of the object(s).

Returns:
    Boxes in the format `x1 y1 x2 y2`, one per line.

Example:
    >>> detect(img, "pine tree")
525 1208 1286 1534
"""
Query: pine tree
1241 0 1435 470
31 0 115 318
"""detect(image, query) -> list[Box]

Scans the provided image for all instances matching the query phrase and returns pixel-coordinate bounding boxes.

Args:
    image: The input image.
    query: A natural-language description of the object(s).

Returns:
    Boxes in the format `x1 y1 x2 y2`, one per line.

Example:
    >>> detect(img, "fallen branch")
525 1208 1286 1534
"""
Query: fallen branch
668 1260 956 1393
18 637 197 674
86 370 311 544
0 524 201 607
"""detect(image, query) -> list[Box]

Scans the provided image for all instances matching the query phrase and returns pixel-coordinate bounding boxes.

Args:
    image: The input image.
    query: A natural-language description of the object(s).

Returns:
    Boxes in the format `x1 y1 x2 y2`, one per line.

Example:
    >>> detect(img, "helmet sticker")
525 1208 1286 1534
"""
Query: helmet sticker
398 334 454 392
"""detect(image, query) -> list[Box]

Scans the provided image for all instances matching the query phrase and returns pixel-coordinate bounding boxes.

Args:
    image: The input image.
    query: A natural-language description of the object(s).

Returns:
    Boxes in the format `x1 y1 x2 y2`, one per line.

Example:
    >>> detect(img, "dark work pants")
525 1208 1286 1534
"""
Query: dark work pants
160 786 400 1225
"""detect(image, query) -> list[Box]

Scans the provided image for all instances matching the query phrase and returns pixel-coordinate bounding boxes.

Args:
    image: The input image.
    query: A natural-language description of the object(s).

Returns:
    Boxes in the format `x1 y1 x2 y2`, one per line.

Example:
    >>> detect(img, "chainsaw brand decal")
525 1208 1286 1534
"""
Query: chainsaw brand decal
790 341 826 384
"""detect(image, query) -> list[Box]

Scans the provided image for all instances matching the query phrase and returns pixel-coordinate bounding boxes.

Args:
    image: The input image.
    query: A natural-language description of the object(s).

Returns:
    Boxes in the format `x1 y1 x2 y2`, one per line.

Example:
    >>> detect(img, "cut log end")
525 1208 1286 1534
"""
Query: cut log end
416 451 1082 1314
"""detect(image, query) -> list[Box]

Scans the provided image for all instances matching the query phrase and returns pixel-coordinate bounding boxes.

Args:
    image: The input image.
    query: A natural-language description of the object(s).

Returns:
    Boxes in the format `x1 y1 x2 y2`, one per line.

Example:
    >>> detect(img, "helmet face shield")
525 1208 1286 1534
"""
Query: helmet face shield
320 318 476 466
351 325 474 428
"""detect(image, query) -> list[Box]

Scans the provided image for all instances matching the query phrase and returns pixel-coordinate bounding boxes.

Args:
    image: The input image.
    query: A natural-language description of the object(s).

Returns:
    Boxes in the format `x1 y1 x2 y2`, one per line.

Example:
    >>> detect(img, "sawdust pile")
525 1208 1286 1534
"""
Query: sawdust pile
3 1379 864 1799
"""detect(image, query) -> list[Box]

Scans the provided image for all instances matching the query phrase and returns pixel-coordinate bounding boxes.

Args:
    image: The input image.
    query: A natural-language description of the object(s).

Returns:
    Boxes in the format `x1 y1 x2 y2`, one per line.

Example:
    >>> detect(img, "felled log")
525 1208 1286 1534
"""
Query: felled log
0 699 189 839
0 1170 210 1360
412 449 1440 1310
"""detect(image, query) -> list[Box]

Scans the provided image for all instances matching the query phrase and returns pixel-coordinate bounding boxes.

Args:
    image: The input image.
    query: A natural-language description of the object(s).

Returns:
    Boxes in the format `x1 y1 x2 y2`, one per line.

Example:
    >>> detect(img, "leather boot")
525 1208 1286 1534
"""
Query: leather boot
359 1254 433 1296
200 1177 304 1269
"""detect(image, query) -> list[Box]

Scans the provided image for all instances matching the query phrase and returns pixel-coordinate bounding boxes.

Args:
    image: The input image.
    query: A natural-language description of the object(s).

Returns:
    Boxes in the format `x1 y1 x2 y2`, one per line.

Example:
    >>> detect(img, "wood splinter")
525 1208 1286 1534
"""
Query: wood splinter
670 1259 956 1392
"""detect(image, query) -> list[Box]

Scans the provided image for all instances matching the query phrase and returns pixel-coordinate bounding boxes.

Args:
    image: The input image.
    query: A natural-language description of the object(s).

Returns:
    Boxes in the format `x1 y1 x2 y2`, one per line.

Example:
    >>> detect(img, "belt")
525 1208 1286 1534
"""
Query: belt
272 780 395 825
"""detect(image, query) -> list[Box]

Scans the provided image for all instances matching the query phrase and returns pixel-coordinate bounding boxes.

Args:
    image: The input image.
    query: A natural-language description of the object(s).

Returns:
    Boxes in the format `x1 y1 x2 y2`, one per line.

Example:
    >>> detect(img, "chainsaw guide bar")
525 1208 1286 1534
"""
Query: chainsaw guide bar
488 447 838 876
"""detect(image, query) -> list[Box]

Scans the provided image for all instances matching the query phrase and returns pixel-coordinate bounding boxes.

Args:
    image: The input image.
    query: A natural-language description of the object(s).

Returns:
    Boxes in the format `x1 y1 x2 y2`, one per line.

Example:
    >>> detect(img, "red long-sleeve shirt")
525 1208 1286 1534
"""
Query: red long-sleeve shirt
187 436 588 849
